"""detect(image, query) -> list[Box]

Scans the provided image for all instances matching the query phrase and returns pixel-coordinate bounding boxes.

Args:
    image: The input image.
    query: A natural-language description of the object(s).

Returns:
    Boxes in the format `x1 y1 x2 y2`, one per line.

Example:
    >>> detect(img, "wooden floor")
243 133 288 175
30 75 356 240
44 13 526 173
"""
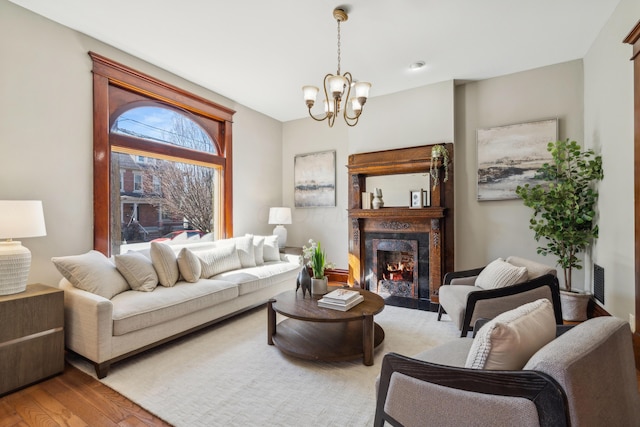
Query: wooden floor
0 363 171 427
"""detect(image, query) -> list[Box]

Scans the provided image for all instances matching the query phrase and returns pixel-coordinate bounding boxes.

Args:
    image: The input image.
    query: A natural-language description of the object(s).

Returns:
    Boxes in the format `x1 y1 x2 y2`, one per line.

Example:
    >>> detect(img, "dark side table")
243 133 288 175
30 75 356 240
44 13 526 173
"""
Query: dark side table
0 283 64 396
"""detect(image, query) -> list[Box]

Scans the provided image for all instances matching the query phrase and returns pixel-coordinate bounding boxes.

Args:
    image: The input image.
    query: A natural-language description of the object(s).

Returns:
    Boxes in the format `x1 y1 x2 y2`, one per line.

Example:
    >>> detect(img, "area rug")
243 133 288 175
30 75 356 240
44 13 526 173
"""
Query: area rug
67 305 460 426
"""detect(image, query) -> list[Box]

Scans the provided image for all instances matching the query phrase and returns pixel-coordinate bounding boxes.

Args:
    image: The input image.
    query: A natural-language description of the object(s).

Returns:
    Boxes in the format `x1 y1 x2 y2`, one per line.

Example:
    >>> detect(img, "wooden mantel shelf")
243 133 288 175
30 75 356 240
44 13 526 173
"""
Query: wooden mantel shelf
348 207 446 219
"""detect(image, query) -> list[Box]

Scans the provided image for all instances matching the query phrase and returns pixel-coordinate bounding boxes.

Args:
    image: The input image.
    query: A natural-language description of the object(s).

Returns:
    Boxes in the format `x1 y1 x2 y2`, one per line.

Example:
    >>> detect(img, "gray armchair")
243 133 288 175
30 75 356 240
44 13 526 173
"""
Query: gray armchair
438 256 563 336
375 317 640 427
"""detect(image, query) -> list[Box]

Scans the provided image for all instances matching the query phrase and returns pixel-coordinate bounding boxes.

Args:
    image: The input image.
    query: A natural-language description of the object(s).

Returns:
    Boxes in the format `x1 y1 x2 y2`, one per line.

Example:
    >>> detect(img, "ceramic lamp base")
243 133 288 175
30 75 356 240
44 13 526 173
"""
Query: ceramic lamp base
0 240 31 295
273 225 288 249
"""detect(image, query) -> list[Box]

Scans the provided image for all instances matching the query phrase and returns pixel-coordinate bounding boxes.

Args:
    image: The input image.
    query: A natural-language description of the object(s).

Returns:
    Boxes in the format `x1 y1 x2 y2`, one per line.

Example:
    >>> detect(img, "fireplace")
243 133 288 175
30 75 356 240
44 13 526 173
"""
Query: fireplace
367 233 430 300
346 144 455 304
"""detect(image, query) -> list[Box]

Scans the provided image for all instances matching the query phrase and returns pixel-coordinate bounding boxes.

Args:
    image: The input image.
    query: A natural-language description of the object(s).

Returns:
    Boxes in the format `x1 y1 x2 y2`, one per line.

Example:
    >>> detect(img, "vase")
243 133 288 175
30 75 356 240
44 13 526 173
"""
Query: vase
372 188 384 209
560 290 590 322
311 276 328 296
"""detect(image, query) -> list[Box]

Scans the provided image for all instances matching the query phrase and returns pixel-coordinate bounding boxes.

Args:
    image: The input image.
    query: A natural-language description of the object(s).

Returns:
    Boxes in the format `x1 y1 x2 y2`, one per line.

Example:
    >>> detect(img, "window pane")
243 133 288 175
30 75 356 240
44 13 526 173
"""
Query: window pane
112 106 216 153
111 152 217 254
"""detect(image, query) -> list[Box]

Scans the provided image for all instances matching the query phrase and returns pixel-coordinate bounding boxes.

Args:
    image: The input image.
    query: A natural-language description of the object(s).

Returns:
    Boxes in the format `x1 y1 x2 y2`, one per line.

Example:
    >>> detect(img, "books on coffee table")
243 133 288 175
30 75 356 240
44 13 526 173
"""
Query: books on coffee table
318 289 364 311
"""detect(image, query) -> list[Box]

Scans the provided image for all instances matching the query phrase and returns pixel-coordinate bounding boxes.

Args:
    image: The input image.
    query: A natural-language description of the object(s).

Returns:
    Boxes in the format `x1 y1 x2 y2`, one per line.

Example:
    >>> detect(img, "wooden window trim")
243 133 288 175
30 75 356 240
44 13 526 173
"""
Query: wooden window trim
90 52 235 255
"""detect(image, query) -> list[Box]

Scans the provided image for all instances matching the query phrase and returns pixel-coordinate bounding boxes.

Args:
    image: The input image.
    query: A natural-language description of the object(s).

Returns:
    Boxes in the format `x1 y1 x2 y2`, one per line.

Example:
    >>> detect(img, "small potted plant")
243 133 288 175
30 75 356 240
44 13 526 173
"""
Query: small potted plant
516 139 603 321
430 144 450 189
302 239 334 296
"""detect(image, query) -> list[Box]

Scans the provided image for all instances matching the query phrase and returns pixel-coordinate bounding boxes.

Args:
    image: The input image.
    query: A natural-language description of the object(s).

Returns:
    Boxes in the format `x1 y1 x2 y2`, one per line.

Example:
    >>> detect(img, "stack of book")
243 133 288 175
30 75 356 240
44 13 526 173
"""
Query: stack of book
318 289 364 311
361 192 373 209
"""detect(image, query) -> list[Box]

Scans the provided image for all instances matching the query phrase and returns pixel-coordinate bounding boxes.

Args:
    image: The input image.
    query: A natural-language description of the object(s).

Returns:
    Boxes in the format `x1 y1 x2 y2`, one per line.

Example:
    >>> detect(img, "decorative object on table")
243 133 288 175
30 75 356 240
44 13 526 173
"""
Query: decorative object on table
317 288 364 311
516 139 604 321
477 118 557 201
302 239 335 296
301 7 371 128
409 189 423 208
294 150 336 208
0 200 47 296
429 144 450 189
268 207 292 249
295 265 312 298
372 188 384 209
361 192 373 209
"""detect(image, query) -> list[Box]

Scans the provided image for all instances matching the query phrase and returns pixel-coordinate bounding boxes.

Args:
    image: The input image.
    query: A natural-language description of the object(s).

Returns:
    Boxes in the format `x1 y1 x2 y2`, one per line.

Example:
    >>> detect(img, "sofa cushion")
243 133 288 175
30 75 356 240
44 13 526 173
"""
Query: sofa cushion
177 248 201 283
262 235 280 262
465 298 556 370
51 250 130 299
150 242 181 287
199 244 242 278
475 258 527 290
232 235 256 268
114 251 159 292
110 279 239 336
247 234 265 265
213 260 300 295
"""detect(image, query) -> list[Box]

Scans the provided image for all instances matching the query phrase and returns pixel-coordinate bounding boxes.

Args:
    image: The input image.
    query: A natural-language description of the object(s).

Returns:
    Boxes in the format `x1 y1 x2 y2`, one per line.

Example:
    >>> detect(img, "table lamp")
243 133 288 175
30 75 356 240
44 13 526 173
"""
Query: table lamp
0 200 47 295
268 207 292 249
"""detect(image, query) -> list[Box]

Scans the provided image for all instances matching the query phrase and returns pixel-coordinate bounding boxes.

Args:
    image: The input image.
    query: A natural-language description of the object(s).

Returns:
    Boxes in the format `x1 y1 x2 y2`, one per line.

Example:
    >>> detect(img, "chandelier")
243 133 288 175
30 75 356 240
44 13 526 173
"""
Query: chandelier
302 7 371 127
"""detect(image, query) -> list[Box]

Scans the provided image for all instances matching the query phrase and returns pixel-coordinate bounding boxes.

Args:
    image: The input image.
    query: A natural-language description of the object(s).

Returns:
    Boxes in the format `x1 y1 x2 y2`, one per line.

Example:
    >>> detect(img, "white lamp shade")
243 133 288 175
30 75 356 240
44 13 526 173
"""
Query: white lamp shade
268 207 292 225
354 81 371 99
328 75 347 98
302 86 319 102
0 200 47 239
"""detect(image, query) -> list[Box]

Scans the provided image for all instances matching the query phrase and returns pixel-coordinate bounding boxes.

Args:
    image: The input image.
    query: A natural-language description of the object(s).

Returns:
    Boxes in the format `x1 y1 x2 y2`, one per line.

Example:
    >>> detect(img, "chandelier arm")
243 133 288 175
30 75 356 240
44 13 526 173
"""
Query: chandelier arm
307 108 329 122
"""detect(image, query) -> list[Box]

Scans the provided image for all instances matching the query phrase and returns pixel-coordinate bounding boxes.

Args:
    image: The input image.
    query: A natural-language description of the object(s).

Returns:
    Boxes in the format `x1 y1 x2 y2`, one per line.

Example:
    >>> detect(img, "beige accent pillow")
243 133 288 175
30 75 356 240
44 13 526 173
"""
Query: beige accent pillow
475 258 528 290
262 235 280 262
51 250 130 299
465 299 556 370
199 244 242 278
114 251 159 292
246 234 265 265
150 242 180 287
177 247 201 283
233 235 256 268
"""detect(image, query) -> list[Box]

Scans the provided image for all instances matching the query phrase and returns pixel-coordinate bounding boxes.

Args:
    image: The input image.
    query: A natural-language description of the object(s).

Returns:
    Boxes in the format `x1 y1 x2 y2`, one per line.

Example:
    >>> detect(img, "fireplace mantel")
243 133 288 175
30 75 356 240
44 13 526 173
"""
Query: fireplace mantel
347 144 454 303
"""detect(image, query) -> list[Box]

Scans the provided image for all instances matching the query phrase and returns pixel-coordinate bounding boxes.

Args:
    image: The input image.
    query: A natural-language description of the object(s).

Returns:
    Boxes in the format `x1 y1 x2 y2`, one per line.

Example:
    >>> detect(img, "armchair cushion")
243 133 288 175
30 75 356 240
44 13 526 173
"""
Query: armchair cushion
465 299 556 370
506 256 557 280
475 258 528 290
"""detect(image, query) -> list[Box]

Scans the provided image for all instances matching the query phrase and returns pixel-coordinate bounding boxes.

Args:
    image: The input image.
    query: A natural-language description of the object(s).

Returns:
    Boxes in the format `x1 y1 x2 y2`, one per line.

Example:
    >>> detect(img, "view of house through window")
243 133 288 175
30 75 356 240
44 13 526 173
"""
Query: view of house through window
109 106 219 254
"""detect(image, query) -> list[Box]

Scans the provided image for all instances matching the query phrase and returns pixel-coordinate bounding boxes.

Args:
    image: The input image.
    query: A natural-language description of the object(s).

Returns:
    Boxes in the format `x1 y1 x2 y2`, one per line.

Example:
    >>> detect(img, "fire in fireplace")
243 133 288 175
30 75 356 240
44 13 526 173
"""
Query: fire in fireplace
372 239 419 299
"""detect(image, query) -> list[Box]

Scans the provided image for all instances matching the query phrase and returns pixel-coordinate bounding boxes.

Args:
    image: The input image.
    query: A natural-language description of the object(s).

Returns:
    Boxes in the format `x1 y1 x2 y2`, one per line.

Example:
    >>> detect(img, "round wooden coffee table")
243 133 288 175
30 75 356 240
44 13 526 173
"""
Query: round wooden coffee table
267 286 385 365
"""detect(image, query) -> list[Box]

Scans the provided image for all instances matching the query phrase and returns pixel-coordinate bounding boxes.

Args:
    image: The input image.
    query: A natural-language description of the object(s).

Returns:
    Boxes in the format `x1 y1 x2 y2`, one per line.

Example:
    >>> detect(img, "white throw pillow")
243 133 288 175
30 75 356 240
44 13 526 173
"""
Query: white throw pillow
199 244 242 278
51 250 130 299
465 298 556 370
150 242 180 287
246 234 265 265
114 251 159 292
475 258 528 290
177 247 202 283
233 235 256 268
262 235 280 262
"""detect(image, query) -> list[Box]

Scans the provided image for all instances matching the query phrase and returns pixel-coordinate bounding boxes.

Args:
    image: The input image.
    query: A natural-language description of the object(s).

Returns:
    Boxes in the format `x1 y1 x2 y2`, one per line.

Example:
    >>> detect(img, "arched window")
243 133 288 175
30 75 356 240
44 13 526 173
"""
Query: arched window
90 53 235 255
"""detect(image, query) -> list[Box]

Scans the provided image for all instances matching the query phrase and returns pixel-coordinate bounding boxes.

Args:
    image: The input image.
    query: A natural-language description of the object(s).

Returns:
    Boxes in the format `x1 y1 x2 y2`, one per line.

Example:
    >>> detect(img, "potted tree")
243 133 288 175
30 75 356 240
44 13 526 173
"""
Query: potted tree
515 139 603 321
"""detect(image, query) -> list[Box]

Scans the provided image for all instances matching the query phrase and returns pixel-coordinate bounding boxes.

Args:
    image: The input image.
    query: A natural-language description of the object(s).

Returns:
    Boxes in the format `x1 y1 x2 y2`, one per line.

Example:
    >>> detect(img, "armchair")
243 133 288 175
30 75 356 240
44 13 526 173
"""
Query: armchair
438 256 563 336
375 316 640 427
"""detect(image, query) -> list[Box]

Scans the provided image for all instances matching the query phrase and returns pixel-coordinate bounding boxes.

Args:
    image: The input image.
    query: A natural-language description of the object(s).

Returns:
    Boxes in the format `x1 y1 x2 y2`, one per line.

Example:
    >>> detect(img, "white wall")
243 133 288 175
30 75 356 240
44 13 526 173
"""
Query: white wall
583 0 640 320
454 60 585 289
0 0 284 287
283 81 455 268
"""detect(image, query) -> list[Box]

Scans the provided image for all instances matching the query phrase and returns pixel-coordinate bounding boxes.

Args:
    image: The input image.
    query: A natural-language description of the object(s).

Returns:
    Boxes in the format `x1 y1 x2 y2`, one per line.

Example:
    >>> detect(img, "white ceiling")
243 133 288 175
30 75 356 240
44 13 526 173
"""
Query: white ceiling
9 0 620 122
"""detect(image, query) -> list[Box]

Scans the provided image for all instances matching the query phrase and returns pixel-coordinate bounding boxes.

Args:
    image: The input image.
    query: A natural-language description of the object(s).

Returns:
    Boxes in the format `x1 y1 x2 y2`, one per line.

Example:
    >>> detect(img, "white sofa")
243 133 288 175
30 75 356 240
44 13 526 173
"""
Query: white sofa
53 235 301 378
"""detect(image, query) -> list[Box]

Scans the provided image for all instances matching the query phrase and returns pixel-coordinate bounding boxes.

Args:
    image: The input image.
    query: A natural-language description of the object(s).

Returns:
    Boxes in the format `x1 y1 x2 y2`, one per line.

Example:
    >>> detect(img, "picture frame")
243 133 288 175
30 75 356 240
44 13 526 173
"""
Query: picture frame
409 189 423 208
423 189 431 207
477 118 558 201
294 150 336 208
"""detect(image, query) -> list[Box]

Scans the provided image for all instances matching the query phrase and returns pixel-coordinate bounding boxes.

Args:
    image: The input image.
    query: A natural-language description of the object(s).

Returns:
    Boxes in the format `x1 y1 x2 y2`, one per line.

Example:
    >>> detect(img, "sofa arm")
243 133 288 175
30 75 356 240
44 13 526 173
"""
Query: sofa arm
374 352 568 427
280 253 302 265
60 279 114 364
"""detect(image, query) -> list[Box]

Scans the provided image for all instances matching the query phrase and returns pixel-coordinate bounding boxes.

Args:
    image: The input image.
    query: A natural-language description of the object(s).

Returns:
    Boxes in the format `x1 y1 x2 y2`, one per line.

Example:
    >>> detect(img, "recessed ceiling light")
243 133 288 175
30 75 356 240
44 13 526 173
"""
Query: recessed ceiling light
409 61 426 70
